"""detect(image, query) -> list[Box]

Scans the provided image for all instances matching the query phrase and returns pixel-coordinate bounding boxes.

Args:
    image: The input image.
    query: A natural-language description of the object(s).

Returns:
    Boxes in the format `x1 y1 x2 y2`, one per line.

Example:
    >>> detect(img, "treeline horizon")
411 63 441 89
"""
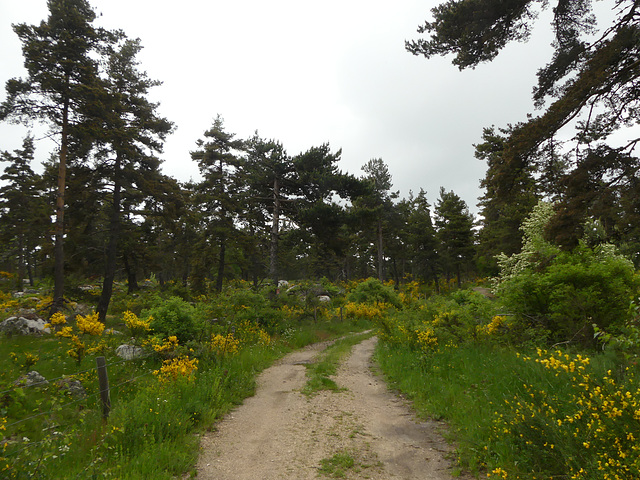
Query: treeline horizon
2 0 640 322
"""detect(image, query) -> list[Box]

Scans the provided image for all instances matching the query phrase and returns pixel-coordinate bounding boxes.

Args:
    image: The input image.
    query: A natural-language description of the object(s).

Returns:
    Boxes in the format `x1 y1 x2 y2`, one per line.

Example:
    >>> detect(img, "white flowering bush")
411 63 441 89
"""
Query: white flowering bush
493 200 639 345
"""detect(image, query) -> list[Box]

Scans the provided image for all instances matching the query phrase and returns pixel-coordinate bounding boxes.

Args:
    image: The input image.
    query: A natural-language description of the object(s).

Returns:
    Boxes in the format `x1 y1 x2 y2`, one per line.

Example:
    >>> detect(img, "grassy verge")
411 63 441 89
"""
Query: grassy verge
375 339 640 479
0 318 373 479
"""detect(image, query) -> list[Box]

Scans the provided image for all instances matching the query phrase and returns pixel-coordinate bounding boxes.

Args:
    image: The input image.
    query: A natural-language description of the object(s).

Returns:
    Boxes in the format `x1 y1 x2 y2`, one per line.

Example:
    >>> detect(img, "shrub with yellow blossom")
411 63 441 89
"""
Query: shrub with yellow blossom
342 301 388 321
56 326 74 339
44 311 67 332
280 304 304 321
477 315 510 338
398 279 422 307
123 310 152 338
210 332 240 356
0 291 18 312
67 335 86 365
147 335 180 358
236 320 271 346
487 349 640 480
415 326 438 351
153 356 198 384
76 311 105 336
9 352 39 371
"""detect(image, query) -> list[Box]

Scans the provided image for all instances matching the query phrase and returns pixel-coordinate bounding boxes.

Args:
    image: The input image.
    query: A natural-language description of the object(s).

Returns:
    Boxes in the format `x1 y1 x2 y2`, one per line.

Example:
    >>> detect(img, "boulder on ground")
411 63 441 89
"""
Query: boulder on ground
14 371 48 388
116 344 145 360
56 378 86 398
317 295 331 303
0 316 50 336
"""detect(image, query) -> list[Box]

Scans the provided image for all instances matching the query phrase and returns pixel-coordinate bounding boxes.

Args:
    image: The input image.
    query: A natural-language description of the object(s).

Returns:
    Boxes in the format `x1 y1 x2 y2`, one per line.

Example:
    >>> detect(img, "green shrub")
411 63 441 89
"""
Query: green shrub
493 200 639 346
347 278 402 308
144 297 199 342
497 244 638 345
210 288 287 333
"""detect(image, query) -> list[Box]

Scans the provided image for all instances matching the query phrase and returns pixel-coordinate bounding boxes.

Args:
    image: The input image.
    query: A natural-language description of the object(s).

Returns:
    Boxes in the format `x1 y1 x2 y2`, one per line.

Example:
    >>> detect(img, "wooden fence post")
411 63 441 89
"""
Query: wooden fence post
96 356 111 420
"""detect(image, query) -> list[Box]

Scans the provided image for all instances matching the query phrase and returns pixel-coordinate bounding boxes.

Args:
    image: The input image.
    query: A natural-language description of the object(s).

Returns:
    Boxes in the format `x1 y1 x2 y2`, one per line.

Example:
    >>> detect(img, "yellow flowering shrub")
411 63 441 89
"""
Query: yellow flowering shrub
399 280 422 306
87 340 109 356
33 295 53 311
342 301 388 321
76 311 105 336
280 304 304 320
123 310 152 337
150 336 180 355
211 333 240 356
56 326 74 339
477 315 509 337
10 352 39 371
489 349 640 480
236 320 271 346
153 355 198 384
44 311 67 332
0 291 17 311
415 327 438 351
67 335 86 364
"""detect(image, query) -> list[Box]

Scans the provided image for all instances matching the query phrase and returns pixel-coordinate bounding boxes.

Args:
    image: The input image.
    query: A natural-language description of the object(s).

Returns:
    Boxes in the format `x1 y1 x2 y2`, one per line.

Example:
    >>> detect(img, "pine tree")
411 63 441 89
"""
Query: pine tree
1 0 111 313
475 126 539 273
242 134 295 288
409 1 640 254
354 158 399 282
190 116 244 293
0 136 48 289
92 36 173 321
405 189 439 286
434 187 476 288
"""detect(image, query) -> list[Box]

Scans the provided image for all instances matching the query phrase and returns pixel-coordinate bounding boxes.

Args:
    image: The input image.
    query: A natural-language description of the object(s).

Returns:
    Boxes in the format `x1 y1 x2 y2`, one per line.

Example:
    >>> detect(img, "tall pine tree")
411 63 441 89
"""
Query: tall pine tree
1 0 110 313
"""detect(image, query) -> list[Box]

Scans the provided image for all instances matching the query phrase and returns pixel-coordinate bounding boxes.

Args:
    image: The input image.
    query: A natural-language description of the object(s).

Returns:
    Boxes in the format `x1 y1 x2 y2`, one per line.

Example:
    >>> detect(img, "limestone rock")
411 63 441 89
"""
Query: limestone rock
0 316 50 336
116 344 145 360
14 371 48 388
56 378 87 398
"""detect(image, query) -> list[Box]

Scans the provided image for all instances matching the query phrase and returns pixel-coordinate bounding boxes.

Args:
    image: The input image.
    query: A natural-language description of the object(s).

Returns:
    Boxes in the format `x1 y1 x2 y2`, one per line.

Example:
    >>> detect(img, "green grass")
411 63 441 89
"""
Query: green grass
302 331 374 396
318 451 356 478
0 306 373 479
374 338 640 479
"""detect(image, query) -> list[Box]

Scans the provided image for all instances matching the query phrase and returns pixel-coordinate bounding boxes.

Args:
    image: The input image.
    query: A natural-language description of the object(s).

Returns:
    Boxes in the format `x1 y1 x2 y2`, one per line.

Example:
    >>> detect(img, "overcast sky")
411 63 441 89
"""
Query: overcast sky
0 0 561 214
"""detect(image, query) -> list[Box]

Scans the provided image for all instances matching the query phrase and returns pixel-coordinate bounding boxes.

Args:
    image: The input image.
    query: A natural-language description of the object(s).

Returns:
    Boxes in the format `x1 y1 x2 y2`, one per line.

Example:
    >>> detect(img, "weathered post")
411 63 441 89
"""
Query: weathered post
96 356 111 420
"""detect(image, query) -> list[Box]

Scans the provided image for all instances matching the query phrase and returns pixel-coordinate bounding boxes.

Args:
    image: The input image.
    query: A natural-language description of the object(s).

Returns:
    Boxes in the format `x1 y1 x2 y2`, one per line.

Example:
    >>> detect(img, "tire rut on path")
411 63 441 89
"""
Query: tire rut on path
196 336 470 479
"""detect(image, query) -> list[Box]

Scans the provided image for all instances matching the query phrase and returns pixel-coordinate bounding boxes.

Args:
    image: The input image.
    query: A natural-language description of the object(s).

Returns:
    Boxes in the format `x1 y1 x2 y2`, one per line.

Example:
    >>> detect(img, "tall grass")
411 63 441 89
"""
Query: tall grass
1 312 373 479
375 328 640 479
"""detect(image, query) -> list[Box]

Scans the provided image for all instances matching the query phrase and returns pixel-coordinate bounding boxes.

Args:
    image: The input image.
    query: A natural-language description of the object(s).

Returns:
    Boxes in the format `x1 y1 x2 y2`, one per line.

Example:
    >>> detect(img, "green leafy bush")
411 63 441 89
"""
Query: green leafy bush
499 246 637 344
145 296 200 342
494 201 639 346
347 278 402 308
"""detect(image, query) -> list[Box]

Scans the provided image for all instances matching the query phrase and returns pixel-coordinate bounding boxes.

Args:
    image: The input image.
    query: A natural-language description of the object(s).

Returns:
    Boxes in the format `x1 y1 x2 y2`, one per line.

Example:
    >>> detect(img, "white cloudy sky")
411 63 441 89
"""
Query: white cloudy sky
0 0 561 213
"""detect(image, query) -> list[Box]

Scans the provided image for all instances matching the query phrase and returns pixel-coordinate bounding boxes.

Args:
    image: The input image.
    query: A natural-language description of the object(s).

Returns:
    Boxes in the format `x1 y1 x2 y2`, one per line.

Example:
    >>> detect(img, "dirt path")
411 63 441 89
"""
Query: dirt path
196 336 470 479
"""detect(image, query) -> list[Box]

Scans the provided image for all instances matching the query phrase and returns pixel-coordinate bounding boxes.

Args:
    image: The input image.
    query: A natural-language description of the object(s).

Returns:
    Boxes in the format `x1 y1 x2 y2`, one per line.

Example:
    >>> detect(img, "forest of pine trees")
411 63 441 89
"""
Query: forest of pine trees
1 0 639 318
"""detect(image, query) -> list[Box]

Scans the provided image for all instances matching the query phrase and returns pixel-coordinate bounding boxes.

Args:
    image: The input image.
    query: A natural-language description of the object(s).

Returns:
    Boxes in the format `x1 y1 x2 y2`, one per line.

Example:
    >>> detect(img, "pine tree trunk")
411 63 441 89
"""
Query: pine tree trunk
376 219 384 282
215 234 226 292
270 177 280 288
97 152 122 323
51 91 69 315
123 252 139 293
13 233 24 292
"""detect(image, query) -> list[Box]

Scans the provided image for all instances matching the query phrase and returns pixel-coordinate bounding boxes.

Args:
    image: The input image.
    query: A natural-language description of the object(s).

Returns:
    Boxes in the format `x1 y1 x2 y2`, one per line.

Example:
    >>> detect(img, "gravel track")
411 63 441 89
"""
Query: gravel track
195 336 470 479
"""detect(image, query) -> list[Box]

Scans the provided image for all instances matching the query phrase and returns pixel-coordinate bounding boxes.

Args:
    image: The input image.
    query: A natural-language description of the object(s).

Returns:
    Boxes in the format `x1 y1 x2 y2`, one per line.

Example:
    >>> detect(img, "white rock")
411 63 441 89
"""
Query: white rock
115 344 145 360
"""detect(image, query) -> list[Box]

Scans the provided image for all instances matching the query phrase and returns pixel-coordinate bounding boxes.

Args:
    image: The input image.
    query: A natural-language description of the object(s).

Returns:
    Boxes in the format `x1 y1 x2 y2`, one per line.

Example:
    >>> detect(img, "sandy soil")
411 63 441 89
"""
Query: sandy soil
195 336 471 479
